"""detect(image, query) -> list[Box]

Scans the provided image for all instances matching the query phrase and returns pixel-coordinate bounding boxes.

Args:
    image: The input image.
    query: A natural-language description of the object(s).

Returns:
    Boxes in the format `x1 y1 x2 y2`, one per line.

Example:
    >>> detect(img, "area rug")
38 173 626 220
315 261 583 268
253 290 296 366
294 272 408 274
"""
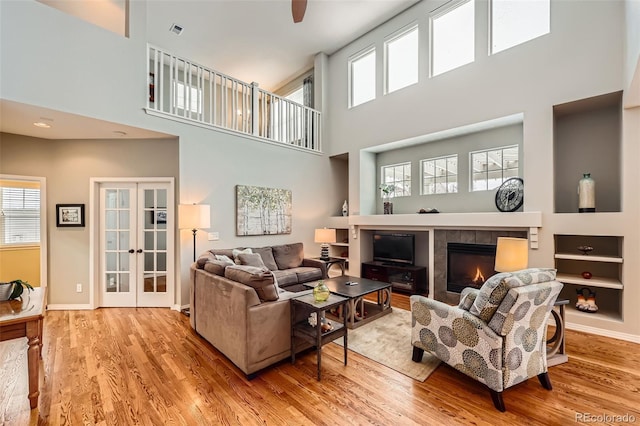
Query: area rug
333 308 440 381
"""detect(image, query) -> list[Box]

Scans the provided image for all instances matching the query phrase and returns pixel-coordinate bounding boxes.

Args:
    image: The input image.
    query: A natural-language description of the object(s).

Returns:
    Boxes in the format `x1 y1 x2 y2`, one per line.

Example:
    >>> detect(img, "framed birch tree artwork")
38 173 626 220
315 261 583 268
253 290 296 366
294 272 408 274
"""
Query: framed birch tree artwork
236 185 292 235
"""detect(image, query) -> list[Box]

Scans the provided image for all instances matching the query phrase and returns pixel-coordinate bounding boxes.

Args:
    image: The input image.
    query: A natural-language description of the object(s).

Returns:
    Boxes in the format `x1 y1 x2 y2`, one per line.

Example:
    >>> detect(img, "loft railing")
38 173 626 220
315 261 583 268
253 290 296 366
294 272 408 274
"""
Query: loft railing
147 45 321 152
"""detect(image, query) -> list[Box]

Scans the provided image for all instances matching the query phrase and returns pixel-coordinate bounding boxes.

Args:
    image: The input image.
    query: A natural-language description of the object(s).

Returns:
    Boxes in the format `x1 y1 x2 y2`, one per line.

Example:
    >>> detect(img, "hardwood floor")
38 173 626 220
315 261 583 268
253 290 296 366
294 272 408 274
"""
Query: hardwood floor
2 293 639 425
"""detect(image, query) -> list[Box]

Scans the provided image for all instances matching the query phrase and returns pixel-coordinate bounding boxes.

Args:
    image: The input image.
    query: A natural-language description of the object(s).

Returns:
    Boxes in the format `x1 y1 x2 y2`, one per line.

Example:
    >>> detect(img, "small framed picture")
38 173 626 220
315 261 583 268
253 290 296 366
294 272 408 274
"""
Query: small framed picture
155 210 167 224
56 204 85 227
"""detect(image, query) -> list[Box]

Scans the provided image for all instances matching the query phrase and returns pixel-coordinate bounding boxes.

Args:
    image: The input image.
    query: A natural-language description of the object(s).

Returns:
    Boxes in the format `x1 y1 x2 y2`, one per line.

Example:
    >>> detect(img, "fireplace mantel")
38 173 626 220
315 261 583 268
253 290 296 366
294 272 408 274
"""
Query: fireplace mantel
349 211 542 229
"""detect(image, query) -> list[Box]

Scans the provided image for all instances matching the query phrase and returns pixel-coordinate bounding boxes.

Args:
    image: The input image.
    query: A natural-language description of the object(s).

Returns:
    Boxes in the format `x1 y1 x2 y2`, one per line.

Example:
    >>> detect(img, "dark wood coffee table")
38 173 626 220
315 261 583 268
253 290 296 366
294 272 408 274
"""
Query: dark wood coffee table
305 275 392 329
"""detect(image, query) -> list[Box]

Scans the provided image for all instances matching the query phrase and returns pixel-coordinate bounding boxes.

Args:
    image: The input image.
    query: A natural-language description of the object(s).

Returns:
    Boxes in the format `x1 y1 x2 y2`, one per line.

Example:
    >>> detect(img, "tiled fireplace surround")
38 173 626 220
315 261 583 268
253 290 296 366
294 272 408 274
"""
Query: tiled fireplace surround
434 229 527 304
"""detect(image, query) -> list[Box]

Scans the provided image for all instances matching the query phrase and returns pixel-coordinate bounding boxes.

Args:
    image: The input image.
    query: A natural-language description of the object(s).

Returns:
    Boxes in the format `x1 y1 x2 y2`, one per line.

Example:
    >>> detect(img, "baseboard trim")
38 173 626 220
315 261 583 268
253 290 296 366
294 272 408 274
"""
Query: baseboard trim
566 322 640 344
47 304 93 311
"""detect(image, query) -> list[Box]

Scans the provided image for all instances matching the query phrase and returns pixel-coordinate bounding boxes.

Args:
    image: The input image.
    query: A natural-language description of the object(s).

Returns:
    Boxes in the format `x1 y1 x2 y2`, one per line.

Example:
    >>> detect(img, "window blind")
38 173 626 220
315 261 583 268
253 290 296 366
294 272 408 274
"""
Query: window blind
0 186 41 245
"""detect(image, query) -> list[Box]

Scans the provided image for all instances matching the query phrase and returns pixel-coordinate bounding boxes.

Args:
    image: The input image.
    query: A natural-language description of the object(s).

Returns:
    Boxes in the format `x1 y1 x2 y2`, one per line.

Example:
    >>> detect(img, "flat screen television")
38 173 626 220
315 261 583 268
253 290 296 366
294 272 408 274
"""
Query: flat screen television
373 233 415 265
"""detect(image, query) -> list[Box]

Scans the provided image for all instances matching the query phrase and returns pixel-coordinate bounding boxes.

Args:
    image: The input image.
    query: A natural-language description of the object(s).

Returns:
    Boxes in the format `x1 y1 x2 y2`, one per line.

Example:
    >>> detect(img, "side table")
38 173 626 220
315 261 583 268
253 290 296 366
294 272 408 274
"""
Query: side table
291 293 348 380
547 298 568 366
314 257 346 276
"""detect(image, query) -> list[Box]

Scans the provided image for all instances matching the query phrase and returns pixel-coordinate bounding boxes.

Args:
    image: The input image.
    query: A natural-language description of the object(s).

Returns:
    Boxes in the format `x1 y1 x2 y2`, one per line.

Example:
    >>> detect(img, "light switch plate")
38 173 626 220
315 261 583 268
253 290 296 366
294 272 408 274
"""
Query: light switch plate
208 232 219 241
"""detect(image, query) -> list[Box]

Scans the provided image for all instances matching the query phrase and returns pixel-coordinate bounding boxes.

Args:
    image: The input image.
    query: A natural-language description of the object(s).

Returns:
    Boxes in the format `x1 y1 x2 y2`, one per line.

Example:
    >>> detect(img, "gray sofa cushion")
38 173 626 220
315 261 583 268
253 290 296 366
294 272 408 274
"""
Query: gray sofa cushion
294 267 323 283
272 269 299 286
253 246 279 271
237 252 267 268
224 265 278 302
272 243 304 270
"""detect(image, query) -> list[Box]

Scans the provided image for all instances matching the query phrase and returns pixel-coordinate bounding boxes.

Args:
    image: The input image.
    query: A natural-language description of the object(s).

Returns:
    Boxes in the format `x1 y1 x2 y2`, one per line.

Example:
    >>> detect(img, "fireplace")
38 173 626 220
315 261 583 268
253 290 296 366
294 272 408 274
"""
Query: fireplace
447 243 497 293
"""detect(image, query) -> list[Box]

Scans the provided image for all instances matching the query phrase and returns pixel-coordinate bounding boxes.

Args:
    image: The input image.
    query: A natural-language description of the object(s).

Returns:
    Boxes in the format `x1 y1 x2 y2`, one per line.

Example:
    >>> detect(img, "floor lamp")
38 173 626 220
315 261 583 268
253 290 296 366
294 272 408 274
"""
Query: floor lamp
179 203 211 262
494 237 529 273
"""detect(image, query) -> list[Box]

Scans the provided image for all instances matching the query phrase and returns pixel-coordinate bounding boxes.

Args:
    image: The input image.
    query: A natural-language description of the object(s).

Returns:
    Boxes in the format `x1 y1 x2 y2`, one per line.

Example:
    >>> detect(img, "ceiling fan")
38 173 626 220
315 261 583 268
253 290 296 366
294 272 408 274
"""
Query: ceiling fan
292 0 307 23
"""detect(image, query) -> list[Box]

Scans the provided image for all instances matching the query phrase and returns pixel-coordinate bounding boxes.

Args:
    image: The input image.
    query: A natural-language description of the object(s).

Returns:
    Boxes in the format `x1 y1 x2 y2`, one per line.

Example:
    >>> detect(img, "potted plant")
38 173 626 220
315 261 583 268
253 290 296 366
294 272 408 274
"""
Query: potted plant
379 184 396 214
0 279 34 301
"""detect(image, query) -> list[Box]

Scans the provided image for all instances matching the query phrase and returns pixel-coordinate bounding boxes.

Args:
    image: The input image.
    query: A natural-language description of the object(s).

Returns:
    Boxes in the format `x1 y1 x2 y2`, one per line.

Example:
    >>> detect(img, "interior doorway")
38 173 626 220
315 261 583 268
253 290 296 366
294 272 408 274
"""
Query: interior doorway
91 178 174 308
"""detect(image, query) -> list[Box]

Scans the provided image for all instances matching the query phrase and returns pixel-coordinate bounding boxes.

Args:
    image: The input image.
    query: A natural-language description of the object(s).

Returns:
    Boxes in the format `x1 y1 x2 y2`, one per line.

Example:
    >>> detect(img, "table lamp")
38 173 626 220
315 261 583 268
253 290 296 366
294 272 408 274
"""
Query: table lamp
179 203 211 262
314 228 336 261
494 237 529 272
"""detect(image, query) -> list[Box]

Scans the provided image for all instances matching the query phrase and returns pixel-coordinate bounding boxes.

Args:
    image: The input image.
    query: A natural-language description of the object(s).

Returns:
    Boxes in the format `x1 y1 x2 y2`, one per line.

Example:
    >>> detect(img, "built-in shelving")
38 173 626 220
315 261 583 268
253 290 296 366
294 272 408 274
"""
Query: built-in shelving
554 234 623 322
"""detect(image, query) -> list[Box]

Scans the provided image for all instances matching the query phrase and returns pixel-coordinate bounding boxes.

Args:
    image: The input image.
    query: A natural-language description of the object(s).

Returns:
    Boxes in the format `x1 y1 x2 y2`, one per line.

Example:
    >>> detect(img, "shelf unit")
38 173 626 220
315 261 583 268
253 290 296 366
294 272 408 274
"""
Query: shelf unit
553 234 623 321
325 216 349 269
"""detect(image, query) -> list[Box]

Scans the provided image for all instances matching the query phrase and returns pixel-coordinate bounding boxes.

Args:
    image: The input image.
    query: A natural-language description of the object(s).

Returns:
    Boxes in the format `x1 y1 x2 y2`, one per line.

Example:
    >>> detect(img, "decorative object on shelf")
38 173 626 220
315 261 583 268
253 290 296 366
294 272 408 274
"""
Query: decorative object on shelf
179 203 211 262
0 279 34 301
314 228 336 261
581 271 592 279
578 173 596 213
494 237 529 272
307 313 333 332
495 177 524 212
417 208 439 214
342 200 348 216
236 185 292 236
56 204 85 227
576 287 598 313
379 183 395 215
312 280 330 302
577 245 594 255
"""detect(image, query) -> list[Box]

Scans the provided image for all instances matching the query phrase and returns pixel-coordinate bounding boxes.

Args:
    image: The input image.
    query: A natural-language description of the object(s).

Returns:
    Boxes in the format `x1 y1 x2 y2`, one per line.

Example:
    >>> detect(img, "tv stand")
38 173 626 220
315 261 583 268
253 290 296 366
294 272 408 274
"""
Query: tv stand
361 261 427 295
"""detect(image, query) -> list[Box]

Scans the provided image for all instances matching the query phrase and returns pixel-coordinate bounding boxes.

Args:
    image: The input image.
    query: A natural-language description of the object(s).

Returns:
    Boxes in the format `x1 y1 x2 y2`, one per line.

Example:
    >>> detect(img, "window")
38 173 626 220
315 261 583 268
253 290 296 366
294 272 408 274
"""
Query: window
421 155 458 195
470 146 519 191
491 0 550 54
385 25 419 94
174 81 202 113
349 47 376 107
431 0 475 76
0 184 40 245
381 162 412 197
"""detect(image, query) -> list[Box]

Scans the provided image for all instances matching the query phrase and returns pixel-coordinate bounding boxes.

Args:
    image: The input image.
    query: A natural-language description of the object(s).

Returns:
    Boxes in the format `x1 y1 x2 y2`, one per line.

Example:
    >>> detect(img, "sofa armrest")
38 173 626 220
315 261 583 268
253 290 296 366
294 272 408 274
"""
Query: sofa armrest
302 258 328 279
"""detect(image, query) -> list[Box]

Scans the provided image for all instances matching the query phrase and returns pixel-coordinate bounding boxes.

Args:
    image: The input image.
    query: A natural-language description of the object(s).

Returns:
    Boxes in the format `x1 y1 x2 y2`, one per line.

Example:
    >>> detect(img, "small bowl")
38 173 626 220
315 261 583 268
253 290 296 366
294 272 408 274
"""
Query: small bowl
577 246 594 255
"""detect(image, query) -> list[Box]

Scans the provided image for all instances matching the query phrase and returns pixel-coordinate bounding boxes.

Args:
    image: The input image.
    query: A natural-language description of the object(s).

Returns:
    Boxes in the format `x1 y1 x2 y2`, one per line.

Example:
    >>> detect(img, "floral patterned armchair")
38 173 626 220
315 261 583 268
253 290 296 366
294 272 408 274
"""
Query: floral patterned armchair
411 268 563 411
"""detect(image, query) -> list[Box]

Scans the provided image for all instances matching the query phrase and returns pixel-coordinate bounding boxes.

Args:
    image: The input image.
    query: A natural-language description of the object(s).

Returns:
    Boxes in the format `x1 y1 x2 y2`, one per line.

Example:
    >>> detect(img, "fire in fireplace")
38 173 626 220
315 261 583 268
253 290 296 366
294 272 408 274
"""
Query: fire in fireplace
447 243 497 293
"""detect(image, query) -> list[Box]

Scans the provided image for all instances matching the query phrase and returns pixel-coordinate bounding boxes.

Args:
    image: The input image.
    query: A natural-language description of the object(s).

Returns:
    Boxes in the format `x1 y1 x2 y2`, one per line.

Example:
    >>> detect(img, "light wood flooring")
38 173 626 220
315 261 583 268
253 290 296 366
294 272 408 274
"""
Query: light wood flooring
1 293 640 425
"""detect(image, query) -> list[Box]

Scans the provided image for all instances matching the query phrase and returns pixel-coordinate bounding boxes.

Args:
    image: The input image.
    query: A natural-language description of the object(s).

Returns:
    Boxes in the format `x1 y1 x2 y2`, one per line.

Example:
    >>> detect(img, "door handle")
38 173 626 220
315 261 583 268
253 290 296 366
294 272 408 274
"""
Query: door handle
137 249 143 253
129 249 135 254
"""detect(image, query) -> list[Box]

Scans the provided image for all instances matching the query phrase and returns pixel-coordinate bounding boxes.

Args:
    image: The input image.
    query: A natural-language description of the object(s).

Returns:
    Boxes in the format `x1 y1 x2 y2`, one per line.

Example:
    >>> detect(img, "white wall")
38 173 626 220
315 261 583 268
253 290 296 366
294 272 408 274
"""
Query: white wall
1 1 334 308
324 0 640 340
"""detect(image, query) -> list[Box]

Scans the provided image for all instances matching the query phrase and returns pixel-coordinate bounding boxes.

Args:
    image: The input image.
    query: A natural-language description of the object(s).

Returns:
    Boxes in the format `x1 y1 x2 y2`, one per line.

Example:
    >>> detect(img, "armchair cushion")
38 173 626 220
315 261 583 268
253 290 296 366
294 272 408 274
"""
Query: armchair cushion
470 268 557 322
458 287 479 311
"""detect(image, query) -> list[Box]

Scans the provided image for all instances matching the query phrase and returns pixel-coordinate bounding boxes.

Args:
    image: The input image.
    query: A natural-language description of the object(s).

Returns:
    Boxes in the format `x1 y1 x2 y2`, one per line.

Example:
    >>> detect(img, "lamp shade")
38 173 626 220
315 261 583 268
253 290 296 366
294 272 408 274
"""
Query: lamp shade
494 237 528 272
314 228 336 244
178 204 211 230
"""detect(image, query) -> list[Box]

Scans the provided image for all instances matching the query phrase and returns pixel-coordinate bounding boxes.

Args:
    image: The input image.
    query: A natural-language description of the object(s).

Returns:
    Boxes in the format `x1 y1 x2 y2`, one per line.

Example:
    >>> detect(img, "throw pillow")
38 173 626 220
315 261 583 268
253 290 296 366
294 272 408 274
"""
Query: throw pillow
272 243 304 269
214 254 235 265
252 246 279 271
237 252 267 269
224 265 278 302
469 272 513 322
232 248 252 263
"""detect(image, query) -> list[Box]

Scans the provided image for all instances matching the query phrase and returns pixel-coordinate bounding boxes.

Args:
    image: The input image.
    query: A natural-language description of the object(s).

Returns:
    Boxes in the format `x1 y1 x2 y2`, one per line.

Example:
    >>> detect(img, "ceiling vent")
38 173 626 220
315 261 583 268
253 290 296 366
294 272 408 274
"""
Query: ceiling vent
169 23 184 35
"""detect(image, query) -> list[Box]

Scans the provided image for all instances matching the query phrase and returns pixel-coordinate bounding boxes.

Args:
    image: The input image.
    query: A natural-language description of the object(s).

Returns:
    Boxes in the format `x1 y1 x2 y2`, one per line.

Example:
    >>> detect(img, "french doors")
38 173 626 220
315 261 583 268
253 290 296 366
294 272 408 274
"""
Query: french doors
99 181 174 307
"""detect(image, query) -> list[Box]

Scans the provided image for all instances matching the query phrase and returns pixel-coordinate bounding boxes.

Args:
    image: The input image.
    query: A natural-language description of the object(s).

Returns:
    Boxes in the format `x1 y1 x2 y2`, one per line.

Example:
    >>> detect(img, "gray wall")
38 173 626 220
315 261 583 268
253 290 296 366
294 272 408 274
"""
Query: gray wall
375 124 523 214
0 133 179 305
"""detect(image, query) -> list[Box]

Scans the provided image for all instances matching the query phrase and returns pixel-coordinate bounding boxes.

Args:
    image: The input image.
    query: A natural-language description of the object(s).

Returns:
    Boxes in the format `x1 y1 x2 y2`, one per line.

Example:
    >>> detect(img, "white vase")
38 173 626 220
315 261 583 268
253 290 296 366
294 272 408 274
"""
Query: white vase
578 173 595 213
342 200 348 216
